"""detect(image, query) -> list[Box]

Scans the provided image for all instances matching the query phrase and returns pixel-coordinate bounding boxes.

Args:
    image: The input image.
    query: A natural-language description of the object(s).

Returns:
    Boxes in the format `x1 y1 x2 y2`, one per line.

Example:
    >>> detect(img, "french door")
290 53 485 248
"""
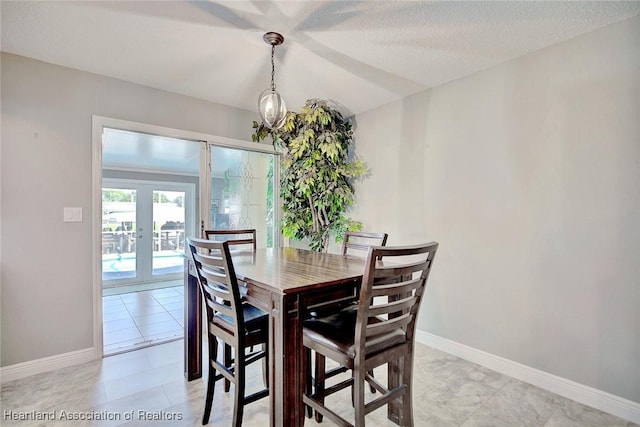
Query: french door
102 179 195 286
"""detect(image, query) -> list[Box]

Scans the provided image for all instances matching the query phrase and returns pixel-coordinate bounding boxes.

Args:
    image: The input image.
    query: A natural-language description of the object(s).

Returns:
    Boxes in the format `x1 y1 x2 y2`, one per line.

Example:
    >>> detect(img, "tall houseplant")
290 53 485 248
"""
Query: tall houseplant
253 99 366 251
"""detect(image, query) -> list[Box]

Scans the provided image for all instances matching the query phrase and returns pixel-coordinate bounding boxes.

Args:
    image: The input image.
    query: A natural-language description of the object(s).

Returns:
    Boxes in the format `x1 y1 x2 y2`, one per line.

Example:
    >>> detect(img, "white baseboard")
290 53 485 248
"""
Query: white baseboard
0 347 98 384
415 331 640 424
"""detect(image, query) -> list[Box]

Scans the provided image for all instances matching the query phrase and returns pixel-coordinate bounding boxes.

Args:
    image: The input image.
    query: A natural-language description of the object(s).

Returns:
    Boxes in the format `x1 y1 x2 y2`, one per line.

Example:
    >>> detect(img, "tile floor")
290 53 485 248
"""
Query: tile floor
1 339 636 427
103 285 184 355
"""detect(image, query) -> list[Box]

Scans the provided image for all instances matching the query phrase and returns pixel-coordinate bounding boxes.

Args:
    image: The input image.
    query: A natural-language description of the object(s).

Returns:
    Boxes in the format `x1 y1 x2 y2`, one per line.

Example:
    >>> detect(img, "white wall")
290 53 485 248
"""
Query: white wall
352 16 640 403
0 53 257 366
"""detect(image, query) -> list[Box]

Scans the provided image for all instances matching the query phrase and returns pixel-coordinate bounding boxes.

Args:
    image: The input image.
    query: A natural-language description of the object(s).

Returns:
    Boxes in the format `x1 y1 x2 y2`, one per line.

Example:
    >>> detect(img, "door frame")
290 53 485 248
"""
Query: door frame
92 115 278 357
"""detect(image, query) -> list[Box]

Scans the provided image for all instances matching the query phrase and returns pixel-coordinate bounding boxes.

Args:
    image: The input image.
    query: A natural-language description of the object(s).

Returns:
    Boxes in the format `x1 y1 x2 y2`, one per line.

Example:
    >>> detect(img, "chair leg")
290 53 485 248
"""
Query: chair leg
232 345 246 427
202 338 218 425
353 366 366 427
224 343 232 393
401 355 414 427
314 352 326 423
304 348 313 418
262 342 269 389
368 369 376 393
202 366 216 425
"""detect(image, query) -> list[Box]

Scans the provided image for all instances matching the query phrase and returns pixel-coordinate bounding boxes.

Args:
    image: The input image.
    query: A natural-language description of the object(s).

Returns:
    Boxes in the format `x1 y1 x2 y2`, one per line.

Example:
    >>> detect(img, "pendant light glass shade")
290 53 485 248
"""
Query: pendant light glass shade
258 32 287 130
258 88 287 129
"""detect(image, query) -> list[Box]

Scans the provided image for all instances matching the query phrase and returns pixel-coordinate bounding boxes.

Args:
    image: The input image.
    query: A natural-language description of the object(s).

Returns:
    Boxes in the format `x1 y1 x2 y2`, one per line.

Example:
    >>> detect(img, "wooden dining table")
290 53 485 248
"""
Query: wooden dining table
184 247 368 427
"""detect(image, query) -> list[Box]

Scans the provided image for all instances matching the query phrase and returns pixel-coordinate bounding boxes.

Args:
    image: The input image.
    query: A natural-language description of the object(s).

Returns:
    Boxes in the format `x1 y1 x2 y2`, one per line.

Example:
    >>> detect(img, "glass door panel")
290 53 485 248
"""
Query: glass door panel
102 187 138 281
210 146 276 248
153 190 186 276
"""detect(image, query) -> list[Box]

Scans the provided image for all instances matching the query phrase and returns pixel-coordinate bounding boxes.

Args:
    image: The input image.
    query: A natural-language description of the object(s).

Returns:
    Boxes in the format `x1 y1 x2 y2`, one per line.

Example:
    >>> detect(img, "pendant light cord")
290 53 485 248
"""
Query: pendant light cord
271 44 276 91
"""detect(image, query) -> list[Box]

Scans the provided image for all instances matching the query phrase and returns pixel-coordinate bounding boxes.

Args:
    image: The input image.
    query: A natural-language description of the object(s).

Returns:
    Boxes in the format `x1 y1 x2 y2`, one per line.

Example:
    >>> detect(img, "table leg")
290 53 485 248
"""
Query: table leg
184 261 202 381
269 293 305 427
268 294 282 426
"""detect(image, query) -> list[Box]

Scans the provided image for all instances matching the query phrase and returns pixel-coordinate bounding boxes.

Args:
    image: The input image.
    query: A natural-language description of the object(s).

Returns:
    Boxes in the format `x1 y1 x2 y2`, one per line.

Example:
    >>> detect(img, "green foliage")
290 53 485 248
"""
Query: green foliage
152 192 170 203
102 189 134 203
253 99 366 252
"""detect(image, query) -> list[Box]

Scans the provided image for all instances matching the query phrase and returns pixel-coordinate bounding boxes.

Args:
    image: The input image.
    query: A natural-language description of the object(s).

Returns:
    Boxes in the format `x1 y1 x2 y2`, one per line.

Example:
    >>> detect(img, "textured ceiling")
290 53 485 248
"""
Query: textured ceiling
2 1 639 118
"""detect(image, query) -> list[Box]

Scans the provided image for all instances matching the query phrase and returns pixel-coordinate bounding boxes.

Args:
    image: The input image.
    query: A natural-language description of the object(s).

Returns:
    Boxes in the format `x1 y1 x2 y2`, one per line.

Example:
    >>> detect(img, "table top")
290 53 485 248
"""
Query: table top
231 247 366 295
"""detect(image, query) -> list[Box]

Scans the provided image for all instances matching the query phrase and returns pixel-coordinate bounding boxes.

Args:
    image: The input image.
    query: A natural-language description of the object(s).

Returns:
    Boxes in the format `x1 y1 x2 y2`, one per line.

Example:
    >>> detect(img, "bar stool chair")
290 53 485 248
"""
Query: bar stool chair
308 231 388 317
303 242 439 426
188 238 269 426
307 231 388 420
204 229 257 392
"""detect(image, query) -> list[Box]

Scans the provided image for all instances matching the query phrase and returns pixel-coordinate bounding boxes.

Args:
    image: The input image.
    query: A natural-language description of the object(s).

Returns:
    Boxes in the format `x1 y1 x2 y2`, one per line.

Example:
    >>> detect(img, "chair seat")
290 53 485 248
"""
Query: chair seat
308 297 358 319
215 304 268 333
303 309 406 359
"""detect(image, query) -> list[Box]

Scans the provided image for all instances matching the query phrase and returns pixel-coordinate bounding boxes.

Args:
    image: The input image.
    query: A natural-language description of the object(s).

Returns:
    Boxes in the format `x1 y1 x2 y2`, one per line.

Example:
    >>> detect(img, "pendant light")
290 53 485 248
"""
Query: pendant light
258 32 287 129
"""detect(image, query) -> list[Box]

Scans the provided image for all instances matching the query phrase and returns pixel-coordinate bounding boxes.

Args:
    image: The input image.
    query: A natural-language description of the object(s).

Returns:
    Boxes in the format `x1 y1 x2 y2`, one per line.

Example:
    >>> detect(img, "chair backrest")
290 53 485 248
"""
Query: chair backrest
341 231 388 256
354 242 438 357
188 237 245 345
204 229 257 253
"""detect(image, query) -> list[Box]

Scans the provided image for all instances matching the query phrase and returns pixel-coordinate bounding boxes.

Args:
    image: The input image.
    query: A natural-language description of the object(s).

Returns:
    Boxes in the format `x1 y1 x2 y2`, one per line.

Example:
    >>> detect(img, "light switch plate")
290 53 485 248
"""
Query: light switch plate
63 207 83 222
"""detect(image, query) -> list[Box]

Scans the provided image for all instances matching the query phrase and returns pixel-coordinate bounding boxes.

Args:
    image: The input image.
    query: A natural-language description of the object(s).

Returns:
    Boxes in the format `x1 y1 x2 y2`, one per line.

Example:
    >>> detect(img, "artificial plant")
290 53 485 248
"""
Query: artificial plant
252 99 366 252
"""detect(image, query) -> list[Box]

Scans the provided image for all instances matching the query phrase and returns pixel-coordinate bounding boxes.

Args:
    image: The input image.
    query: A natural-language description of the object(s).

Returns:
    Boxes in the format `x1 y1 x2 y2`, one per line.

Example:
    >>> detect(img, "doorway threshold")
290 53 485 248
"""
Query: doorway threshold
103 279 182 297
104 336 183 357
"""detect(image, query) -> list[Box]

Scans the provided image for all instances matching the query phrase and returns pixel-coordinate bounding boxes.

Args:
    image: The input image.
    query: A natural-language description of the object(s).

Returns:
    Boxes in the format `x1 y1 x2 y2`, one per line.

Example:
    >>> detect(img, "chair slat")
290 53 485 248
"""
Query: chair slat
368 295 415 317
371 276 422 298
345 242 374 252
223 238 255 246
202 287 231 306
372 259 430 279
204 229 257 253
205 298 234 318
193 252 226 268
200 269 231 290
341 231 388 256
365 312 412 337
